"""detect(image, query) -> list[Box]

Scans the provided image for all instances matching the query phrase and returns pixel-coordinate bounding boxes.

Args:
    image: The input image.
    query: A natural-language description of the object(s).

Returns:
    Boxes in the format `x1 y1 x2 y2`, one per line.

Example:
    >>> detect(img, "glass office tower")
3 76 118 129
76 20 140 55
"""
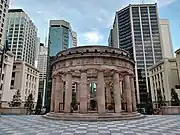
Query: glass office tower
45 20 73 111
112 3 163 103
49 20 73 56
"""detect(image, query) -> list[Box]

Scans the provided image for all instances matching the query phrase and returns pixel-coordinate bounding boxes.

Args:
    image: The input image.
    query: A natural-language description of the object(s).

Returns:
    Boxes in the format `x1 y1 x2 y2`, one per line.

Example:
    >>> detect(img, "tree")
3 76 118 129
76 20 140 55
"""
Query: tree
9 89 21 107
71 90 78 111
171 88 180 106
35 94 42 115
24 93 34 113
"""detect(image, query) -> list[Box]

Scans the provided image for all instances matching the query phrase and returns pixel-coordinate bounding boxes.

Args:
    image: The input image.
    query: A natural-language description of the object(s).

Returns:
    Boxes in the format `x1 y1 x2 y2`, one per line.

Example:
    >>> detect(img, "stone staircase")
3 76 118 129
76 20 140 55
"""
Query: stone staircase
43 112 145 121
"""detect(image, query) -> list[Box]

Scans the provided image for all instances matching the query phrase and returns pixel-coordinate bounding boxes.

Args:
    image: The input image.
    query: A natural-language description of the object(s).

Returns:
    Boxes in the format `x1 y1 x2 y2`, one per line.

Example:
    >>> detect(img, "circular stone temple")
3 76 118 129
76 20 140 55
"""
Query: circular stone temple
45 46 144 121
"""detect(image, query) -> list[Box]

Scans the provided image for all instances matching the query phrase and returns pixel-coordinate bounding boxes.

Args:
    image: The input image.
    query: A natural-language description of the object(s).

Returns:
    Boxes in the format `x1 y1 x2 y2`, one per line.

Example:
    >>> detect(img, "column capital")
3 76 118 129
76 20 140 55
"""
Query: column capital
129 73 135 78
105 81 112 86
121 71 134 77
97 69 105 72
52 74 59 79
119 76 123 82
52 72 65 79
66 70 73 74
52 75 56 79
110 69 119 74
75 81 80 85
80 69 88 73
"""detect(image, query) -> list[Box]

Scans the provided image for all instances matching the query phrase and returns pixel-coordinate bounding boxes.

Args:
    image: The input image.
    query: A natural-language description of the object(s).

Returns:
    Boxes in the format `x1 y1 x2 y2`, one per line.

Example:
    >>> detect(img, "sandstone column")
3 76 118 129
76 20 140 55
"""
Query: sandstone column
106 82 111 104
119 78 123 110
113 72 121 113
50 77 56 112
124 74 132 112
80 70 88 113
59 78 64 111
64 72 72 113
130 76 136 112
97 70 105 114
54 75 63 113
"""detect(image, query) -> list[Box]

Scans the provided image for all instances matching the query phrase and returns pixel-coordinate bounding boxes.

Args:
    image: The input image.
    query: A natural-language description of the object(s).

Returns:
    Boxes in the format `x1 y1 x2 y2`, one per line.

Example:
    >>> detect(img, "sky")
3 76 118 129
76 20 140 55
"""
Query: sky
10 0 179 51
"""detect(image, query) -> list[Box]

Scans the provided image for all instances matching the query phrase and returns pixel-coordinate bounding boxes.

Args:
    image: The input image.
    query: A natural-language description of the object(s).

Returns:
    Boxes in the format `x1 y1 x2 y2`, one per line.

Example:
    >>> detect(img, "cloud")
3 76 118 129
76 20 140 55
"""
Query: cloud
10 0 177 45
82 31 103 44
156 0 176 7
37 11 43 14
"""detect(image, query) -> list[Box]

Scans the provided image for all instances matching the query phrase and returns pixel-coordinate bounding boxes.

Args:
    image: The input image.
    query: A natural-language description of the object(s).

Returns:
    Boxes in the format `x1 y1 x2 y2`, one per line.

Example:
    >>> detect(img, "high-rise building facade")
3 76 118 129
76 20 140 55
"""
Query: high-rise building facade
35 37 40 68
0 0 10 46
108 29 113 47
49 20 73 56
37 43 48 107
45 20 74 111
6 9 38 66
38 43 48 81
159 19 174 58
72 31 77 47
111 3 163 103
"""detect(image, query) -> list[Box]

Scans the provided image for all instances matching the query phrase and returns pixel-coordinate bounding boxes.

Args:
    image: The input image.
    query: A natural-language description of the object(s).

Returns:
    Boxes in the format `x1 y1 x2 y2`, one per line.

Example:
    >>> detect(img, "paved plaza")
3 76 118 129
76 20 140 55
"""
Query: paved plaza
0 115 180 135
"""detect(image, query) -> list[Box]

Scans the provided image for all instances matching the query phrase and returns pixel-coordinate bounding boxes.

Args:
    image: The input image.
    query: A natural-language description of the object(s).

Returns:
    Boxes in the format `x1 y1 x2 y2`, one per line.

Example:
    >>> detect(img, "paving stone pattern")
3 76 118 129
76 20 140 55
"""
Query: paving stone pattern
0 115 180 135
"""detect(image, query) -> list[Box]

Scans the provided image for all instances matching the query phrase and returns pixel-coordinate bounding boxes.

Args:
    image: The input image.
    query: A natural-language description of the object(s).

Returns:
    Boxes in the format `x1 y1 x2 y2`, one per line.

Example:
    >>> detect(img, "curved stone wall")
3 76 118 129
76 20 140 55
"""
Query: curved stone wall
50 46 137 115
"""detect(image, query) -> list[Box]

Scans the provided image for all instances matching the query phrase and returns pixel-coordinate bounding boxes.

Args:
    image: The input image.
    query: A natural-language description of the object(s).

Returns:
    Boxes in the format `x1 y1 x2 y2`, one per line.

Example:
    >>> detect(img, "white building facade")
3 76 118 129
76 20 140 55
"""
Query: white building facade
6 9 38 66
0 51 14 107
37 43 48 81
2 61 40 108
72 31 77 47
0 0 10 46
37 43 48 107
149 49 180 108
159 19 174 58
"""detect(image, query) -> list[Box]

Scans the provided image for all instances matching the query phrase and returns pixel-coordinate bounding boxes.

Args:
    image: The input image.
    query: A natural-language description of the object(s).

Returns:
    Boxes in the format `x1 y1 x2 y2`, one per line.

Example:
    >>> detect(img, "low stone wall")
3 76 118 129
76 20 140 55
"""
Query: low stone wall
161 106 180 115
0 107 28 115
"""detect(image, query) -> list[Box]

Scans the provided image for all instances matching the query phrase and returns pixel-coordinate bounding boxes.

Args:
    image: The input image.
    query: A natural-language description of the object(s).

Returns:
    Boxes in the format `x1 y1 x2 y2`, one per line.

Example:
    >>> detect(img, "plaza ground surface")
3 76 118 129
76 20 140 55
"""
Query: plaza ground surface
0 115 180 135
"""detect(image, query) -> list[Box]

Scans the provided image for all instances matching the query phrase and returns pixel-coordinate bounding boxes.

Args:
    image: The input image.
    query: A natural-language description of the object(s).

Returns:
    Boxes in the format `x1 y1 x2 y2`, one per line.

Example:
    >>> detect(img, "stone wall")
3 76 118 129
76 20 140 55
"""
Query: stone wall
0 107 28 115
161 106 180 115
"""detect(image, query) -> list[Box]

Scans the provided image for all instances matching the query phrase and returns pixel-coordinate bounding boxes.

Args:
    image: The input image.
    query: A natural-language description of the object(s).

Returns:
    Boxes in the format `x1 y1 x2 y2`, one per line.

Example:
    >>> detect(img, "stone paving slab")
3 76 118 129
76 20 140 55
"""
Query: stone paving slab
0 115 180 135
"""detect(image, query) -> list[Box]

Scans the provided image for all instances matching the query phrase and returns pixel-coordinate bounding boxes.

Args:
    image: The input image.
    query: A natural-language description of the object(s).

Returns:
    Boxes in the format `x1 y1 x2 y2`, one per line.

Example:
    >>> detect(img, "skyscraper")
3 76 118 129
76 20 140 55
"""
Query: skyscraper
35 37 40 68
37 43 48 107
72 31 77 47
45 20 74 111
108 29 113 47
0 0 10 46
49 20 73 56
159 19 174 58
6 9 38 66
38 43 48 81
111 3 163 103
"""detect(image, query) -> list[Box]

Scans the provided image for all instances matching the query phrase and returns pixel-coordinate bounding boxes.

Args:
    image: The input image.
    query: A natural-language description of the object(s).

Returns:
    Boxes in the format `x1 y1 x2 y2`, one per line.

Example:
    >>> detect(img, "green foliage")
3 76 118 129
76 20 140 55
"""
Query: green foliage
9 89 21 107
35 94 42 115
71 91 78 111
107 104 114 111
90 100 97 110
171 88 180 106
24 94 34 112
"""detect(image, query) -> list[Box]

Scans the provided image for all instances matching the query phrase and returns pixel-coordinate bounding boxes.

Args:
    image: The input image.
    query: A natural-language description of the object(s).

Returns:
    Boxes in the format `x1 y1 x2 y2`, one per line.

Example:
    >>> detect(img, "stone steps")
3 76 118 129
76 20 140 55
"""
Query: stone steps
43 112 145 121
